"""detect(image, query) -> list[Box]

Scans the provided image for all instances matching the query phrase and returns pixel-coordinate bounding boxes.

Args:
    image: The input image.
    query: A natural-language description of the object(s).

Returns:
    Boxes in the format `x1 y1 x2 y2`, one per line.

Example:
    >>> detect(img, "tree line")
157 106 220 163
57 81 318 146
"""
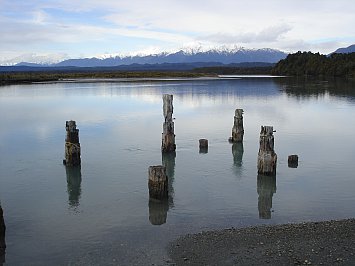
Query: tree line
271 51 355 77
1 52 354 85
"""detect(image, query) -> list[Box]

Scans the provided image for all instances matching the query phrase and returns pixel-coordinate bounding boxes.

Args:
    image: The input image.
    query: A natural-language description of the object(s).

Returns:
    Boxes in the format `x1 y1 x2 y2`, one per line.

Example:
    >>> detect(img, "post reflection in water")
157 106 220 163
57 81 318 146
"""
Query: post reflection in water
232 142 244 177
0 205 6 265
148 152 176 225
65 166 82 209
199 147 208 154
148 198 169 225
257 174 277 219
162 151 176 208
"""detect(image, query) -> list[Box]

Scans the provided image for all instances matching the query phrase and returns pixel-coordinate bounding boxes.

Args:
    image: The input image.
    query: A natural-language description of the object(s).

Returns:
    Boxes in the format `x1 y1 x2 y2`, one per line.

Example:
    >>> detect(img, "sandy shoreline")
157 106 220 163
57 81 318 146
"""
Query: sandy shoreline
168 219 355 265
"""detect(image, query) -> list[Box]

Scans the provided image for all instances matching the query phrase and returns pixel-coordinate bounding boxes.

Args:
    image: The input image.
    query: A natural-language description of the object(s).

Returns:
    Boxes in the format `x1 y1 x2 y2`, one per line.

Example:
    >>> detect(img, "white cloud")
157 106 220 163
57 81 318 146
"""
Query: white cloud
0 0 354 61
198 24 292 44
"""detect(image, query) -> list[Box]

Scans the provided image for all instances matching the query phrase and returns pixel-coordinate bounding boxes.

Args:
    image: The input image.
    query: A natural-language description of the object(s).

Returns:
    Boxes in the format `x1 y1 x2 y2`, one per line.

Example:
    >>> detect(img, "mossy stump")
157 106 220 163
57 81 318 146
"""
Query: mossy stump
257 126 277 175
199 139 208 153
63 120 81 166
148 165 168 200
288 154 299 168
229 109 244 142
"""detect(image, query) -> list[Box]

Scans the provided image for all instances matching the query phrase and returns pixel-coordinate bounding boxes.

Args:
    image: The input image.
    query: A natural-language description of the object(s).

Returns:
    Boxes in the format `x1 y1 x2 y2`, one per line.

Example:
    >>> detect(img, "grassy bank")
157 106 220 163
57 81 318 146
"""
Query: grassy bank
0 71 215 85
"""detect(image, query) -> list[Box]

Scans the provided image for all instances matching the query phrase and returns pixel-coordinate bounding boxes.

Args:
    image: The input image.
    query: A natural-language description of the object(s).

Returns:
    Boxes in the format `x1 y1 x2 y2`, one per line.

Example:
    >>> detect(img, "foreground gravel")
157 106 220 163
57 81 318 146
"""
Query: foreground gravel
168 219 355 265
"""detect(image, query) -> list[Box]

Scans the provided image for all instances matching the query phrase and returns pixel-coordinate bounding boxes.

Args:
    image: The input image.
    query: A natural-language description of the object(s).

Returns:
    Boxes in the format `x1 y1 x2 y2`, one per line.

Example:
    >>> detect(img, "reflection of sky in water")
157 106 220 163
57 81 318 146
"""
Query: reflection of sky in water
0 78 355 264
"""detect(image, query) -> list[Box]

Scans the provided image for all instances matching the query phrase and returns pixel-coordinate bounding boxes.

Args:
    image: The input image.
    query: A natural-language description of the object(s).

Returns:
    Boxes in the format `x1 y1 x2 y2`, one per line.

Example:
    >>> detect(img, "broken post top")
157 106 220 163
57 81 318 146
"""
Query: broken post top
260 126 274 136
65 120 79 144
163 94 173 121
148 165 167 182
259 126 275 152
235 109 244 118
66 120 78 133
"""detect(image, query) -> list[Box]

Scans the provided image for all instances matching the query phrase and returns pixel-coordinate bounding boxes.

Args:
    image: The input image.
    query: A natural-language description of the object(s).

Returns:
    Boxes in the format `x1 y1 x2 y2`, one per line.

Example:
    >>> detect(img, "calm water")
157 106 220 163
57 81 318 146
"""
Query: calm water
0 77 354 265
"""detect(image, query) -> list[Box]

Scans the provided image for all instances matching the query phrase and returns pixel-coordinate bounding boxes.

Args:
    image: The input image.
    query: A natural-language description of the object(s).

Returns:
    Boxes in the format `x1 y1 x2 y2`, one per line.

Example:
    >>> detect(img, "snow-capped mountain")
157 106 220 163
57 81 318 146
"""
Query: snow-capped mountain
0 53 69 66
0 46 288 67
53 47 287 67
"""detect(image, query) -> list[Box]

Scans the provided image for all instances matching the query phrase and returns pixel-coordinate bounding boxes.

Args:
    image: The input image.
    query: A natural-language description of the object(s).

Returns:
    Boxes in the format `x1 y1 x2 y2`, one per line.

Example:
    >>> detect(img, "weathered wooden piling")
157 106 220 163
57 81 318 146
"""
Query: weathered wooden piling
199 139 208 153
257 126 277 175
199 139 208 148
66 166 82 208
229 109 244 142
288 155 299 168
162 94 176 152
0 206 6 260
148 165 168 200
257 174 276 219
148 198 169 225
63 120 81 166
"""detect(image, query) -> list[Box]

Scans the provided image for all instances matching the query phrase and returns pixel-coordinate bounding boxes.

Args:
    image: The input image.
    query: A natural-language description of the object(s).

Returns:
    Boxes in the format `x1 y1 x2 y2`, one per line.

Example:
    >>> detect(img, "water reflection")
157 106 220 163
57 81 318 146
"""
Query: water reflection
148 152 176 226
162 152 176 208
199 146 208 154
275 77 355 102
65 166 82 209
148 198 169 225
232 142 244 177
0 206 5 265
232 142 244 167
257 174 276 219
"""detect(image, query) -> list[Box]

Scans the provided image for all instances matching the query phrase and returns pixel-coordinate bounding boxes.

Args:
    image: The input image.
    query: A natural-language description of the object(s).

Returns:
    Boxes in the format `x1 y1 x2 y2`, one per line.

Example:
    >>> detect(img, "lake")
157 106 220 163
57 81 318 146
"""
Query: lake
0 77 354 265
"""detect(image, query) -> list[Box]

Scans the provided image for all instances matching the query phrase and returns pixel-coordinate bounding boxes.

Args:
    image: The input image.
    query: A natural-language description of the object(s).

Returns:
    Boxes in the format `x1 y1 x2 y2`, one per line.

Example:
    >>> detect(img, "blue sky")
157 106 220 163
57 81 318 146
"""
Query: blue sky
0 0 354 64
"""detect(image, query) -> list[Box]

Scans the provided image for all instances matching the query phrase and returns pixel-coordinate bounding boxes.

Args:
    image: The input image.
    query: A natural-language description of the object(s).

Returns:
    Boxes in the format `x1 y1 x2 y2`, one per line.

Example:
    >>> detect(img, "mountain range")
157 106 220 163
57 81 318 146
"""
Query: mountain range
2 44 354 69
9 47 286 68
51 47 287 67
332 44 355 54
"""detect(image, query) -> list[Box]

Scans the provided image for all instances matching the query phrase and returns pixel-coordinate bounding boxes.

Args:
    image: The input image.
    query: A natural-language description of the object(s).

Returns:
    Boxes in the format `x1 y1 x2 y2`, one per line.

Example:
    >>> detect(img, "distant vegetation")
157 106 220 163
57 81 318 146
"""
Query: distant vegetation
271 52 355 77
1 52 354 85
0 71 213 85
193 66 273 75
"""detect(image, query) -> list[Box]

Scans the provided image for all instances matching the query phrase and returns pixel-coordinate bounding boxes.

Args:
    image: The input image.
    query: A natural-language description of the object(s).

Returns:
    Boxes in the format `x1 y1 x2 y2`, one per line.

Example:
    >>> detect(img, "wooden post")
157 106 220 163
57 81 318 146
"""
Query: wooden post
148 198 169 225
288 155 299 168
148 166 168 200
257 175 276 219
0 205 5 261
63 120 81 166
199 139 208 153
257 126 277 175
66 166 82 208
162 94 176 152
229 109 244 142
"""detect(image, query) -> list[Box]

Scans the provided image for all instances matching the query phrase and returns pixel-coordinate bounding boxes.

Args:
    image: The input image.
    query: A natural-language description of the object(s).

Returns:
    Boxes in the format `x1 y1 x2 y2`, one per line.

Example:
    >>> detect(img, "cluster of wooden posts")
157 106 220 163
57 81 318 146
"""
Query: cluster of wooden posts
0 97 300 257
147 94 298 204
62 93 298 221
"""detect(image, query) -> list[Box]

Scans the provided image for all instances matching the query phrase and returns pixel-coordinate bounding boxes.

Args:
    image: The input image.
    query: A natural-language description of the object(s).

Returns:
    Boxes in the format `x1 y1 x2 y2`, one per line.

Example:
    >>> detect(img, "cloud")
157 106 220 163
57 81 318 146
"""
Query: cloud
198 24 292 44
0 0 354 60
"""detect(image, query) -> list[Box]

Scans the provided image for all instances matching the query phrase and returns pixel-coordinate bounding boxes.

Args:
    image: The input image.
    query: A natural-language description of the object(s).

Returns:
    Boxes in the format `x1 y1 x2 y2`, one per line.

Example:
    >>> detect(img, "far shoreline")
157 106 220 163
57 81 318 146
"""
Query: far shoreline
0 73 290 86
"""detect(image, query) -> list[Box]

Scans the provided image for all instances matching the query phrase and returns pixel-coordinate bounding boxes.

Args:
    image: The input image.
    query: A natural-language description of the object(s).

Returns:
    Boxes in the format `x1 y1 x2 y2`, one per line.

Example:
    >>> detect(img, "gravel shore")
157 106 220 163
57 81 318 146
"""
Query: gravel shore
168 219 355 265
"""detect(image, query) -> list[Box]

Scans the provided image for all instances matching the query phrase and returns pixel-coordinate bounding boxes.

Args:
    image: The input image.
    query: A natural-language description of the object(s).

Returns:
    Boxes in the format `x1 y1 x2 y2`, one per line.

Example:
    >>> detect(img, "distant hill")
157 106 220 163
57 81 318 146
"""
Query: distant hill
53 48 287 67
332 44 355 54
